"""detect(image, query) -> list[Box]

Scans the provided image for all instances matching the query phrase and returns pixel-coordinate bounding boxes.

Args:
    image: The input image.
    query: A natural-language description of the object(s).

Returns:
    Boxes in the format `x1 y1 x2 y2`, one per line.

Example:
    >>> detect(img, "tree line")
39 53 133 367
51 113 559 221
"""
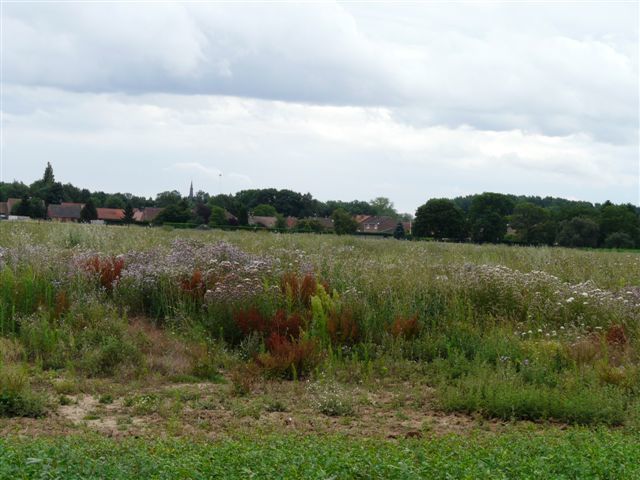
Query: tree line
2 163 639 248
413 193 640 249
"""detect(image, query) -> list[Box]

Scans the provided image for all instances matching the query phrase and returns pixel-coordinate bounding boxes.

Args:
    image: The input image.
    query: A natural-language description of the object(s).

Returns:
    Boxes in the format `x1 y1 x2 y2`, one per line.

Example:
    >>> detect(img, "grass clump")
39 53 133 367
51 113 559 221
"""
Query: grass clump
439 372 628 425
0 365 46 418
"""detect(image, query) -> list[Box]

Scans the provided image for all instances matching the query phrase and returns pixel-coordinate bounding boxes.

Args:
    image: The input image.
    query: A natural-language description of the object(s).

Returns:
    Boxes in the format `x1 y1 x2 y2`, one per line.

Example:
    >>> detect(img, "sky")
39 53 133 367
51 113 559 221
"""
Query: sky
1 2 638 213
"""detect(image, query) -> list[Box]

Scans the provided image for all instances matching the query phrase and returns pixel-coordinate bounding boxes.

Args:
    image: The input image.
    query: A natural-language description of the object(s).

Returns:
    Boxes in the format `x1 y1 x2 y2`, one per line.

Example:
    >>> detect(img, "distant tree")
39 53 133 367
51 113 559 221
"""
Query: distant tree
469 193 514 243
155 199 193 224
332 208 357 235
413 198 466 239
194 203 211 225
80 199 98 223
194 190 210 204
599 202 639 247
275 214 287 230
155 190 182 208
208 206 227 226
0 181 29 201
296 218 324 233
123 202 135 224
369 197 397 217
393 222 405 240
237 206 249 226
322 200 375 217
252 204 278 217
556 217 600 248
104 195 126 209
604 232 635 249
11 194 32 217
43 162 55 184
510 202 556 245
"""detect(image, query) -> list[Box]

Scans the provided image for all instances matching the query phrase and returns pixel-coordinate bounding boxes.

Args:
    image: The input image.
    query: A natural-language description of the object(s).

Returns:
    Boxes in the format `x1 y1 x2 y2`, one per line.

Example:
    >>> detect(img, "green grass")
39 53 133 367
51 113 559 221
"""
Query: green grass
1 431 639 479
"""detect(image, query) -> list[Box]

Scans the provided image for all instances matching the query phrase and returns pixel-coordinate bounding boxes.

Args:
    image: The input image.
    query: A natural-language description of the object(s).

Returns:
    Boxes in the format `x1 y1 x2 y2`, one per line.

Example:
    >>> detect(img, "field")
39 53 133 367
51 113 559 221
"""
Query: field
1 222 640 478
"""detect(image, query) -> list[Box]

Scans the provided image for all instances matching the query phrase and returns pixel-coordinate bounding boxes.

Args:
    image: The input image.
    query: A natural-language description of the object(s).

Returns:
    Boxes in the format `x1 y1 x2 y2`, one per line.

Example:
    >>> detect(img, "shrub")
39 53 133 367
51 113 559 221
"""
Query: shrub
79 335 142 377
0 365 46 418
308 380 354 416
19 314 69 370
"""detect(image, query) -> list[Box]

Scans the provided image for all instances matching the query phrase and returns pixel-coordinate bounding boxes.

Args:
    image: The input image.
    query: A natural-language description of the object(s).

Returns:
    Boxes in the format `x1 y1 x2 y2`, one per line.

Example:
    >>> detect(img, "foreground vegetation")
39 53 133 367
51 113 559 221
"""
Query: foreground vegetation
2 430 639 479
1 222 639 476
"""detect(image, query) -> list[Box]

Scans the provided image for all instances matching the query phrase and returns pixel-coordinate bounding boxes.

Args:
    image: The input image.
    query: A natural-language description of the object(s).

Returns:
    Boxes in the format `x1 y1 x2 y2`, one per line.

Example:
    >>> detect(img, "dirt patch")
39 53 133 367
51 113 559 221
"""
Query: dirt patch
0 377 544 440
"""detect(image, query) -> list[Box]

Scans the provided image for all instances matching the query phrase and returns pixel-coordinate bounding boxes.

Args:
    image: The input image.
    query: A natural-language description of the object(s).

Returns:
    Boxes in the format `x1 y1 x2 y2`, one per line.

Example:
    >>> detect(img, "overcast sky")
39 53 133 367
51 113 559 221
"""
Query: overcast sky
2 2 638 212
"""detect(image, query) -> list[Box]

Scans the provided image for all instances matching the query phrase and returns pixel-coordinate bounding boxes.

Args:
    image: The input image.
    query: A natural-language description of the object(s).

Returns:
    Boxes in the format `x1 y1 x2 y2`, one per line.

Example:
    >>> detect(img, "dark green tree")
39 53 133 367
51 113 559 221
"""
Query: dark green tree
155 190 182 208
11 194 32 217
469 193 514 243
43 162 55 184
556 217 600 248
331 208 357 235
123 202 135 224
296 219 324 233
510 202 556 245
80 199 98 223
155 199 193 224
413 198 466 239
393 222 405 239
604 232 635 249
599 202 639 247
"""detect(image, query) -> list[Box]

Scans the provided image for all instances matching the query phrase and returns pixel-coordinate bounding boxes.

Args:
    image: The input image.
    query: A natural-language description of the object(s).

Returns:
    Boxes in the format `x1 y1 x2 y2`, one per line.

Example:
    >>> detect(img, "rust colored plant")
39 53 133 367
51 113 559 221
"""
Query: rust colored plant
85 255 125 291
234 308 305 339
280 272 300 301
180 269 207 299
234 307 270 335
272 310 305 338
54 290 70 318
327 309 359 346
257 332 321 379
606 324 627 347
280 272 320 306
300 273 318 305
389 315 421 340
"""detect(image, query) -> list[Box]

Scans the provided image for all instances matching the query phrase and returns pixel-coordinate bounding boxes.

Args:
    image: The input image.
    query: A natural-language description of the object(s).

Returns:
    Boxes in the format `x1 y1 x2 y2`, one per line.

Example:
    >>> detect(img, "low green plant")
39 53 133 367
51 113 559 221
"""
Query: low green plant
0 365 46 418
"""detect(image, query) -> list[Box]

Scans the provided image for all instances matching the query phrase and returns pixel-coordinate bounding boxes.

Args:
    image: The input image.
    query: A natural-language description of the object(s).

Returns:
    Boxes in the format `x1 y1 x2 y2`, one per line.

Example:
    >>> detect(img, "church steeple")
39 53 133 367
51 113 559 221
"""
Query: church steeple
188 180 194 200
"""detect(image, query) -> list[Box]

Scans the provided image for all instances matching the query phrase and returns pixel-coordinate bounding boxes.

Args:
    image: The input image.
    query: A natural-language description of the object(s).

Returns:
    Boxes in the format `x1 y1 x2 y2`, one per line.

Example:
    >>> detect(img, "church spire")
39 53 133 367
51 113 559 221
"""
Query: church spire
188 180 194 200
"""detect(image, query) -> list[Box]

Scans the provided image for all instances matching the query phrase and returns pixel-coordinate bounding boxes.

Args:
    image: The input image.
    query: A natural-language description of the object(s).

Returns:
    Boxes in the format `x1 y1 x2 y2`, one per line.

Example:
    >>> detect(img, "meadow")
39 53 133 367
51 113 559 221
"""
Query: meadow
1 222 640 478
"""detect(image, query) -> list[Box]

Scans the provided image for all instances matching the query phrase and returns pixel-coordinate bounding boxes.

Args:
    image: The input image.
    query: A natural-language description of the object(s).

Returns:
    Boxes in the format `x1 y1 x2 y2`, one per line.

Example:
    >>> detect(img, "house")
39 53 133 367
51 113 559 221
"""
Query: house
47 203 84 222
357 215 398 234
354 214 371 224
97 208 125 222
0 198 22 218
224 211 238 224
249 215 278 229
133 207 163 223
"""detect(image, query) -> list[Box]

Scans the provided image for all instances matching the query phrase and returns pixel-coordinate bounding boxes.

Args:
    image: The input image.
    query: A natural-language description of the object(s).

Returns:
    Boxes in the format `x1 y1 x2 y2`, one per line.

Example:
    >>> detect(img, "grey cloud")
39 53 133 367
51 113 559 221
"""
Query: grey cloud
3 3 638 142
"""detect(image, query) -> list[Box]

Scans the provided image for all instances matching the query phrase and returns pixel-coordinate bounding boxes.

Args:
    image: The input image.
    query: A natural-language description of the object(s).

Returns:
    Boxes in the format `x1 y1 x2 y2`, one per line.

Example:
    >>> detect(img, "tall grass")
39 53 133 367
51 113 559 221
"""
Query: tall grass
0 222 639 424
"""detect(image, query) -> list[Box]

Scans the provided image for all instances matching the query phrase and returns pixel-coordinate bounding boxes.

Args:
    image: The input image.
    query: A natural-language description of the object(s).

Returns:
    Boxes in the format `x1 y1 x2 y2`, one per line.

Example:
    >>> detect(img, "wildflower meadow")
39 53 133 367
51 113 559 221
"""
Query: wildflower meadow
1 221 640 478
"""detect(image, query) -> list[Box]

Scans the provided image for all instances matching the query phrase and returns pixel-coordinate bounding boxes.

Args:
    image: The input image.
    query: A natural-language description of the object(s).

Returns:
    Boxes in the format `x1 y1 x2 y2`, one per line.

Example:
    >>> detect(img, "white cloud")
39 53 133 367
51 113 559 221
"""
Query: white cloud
3 88 637 210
